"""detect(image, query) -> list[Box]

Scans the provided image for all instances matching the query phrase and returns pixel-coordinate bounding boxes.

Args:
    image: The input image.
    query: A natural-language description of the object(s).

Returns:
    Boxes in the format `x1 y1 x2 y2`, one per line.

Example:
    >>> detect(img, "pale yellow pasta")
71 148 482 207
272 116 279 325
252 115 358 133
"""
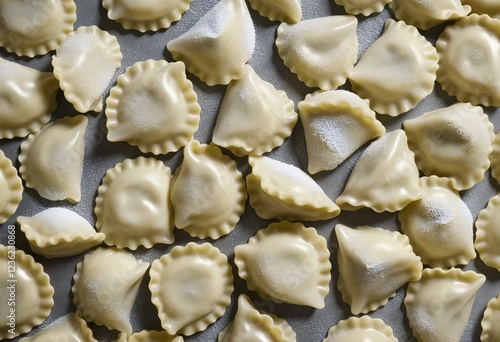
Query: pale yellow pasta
0 150 22 225
323 316 397 342
247 0 301 23
334 0 392 15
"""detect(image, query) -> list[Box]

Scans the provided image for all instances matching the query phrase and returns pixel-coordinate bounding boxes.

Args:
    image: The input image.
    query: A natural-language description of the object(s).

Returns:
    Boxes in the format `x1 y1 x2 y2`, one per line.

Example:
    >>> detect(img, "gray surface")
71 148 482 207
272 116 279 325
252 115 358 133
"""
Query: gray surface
0 0 499 341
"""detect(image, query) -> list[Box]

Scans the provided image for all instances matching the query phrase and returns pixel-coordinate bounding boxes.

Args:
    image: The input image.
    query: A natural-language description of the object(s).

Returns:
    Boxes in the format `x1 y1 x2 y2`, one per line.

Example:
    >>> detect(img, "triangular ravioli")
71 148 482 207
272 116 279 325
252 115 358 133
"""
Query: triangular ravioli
335 224 422 315
212 64 298 156
247 0 301 23
403 102 495 190
336 129 421 213
276 15 358 90
167 0 255 86
234 221 331 309
298 90 385 174
349 19 438 116
405 268 485 342
219 294 296 342
18 115 88 203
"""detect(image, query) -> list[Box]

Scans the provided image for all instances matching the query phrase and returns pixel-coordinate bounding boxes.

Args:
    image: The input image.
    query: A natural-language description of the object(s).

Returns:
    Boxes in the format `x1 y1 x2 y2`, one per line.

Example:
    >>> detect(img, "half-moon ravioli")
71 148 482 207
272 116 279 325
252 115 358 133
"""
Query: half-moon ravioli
335 224 422 315
212 64 298 157
114 330 184 342
95 157 175 250
489 130 500 185
18 207 105 258
167 0 255 86
403 102 495 191
247 156 340 221
0 0 76 57
0 150 22 225
170 140 247 239
349 19 438 116
298 90 385 174
105 60 201 155
234 221 331 309
102 0 193 32
323 316 397 342
18 115 88 203
481 293 500 342
276 15 358 91
0 58 59 139
247 0 301 23
336 130 421 213
475 193 500 271
149 243 234 336
405 268 485 342
218 294 296 342
334 0 392 16
72 247 149 335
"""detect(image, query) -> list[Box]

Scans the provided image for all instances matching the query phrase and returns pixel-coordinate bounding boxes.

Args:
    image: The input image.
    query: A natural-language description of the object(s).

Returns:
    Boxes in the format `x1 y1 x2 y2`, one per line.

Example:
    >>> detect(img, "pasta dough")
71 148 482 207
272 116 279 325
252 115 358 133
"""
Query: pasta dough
481 294 500 342
334 0 392 16
323 316 397 342
475 193 500 271
0 150 22 225
247 0 301 23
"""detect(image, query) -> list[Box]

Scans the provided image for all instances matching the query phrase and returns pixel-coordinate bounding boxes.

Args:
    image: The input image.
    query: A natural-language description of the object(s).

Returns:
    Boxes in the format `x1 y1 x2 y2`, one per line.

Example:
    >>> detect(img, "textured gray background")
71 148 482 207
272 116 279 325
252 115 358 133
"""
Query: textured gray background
0 0 499 341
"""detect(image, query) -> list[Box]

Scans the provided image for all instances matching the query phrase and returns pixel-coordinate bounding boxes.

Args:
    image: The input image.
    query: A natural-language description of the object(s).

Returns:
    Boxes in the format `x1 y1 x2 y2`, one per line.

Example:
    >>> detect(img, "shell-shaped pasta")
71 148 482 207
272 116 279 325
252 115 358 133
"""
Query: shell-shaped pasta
491 130 500 185
52 25 122 113
247 0 301 23
334 0 392 16
106 60 201 155
18 115 88 203
389 0 471 30
404 268 485 342
335 224 422 315
349 19 438 116
0 0 76 57
247 156 340 221
234 221 331 309
72 247 149 335
149 243 234 336
403 102 495 191
475 193 500 271
114 330 184 342
171 140 246 239
166 0 255 86
0 150 22 224
276 15 358 91
102 0 192 32
212 64 298 157
0 58 59 139
399 176 475 268
19 312 97 342
0 245 54 339
436 14 500 107
463 0 500 19
298 90 385 174
18 208 105 258
218 294 296 342
323 316 397 342
481 294 500 342
336 130 421 213
95 157 174 250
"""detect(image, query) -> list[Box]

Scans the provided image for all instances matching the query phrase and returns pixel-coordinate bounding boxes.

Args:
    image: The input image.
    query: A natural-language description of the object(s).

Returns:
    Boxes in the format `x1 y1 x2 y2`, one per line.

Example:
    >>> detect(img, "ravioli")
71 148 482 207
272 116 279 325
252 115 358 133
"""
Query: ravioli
405 268 485 342
276 15 358 91
247 0 301 23
334 0 392 15
399 176 475 268
95 157 174 249
0 58 59 139
18 115 88 203
463 0 500 20
491 130 500 185
167 0 255 86
219 294 296 342
0 245 54 340
52 25 122 113
102 0 193 32
0 150 22 225
404 102 495 191
481 294 500 342
170 140 246 239
114 330 184 342
436 14 500 106
247 156 340 221
335 224 422 315
234 221 331 309
298 90 385 174
149 243 233 335
475 193 500 271
18 208 105 258
72 247 149 335
349 19 438 116
212 64 298 157
323 316 397 342
336 130 421 213
106 60 201 155
0 0 76 57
